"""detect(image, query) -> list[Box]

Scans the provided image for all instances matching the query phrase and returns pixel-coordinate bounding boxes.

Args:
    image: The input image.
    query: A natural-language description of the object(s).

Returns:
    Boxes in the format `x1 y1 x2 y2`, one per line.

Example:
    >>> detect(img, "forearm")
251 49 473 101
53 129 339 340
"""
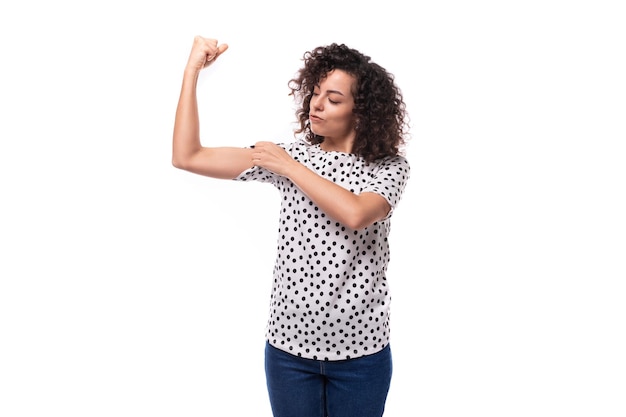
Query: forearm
172 69 201 168
286 162 388 230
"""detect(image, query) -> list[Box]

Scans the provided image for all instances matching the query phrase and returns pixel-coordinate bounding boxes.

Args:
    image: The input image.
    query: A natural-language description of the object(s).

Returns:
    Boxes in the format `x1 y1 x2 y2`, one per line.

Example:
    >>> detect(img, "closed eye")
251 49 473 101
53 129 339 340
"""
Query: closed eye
311 88 341 104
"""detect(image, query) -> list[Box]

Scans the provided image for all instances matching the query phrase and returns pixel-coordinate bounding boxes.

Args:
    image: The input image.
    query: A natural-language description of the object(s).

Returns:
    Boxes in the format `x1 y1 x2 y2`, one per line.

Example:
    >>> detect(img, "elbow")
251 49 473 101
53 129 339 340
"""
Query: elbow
172 151 192 171
345 218 372 231
341 203 390 230
171 144 198 171
345 221 365 231
343 211 375 230
172 156 185 170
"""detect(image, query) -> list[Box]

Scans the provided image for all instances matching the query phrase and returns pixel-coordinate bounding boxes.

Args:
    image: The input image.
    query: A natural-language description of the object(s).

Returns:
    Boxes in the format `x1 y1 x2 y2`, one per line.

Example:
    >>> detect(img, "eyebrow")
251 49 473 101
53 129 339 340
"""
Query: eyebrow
314 84 346 96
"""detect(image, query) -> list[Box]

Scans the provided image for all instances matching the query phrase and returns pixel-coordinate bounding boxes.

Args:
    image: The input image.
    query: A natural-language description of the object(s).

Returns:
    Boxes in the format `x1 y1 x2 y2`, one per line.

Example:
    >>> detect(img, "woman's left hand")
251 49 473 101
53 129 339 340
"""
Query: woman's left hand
251 141 298 177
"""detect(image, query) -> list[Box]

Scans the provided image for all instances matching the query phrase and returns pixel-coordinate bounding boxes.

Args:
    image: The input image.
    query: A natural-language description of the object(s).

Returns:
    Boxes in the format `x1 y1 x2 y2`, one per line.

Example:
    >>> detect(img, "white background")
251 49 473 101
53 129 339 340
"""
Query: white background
1 1 625 416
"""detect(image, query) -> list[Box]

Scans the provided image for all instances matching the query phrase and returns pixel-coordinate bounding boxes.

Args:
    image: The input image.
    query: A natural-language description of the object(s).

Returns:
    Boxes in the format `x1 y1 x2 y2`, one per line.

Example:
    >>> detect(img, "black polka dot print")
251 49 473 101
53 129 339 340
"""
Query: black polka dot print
235 139 410 360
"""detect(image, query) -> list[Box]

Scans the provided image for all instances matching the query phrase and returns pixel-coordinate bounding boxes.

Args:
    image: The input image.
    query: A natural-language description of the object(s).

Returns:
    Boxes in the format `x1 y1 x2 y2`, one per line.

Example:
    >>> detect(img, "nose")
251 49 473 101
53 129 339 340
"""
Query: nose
311 93 323 111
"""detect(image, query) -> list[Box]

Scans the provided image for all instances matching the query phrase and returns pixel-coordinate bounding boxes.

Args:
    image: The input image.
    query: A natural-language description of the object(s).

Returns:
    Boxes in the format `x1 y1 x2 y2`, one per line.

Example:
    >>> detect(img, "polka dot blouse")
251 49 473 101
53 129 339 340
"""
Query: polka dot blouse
235 139 410 361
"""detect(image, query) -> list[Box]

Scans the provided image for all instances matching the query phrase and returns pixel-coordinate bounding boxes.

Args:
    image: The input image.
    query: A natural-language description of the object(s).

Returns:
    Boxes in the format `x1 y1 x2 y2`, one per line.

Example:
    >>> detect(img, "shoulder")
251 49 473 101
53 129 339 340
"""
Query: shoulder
373 154 411 175
283 138 318 160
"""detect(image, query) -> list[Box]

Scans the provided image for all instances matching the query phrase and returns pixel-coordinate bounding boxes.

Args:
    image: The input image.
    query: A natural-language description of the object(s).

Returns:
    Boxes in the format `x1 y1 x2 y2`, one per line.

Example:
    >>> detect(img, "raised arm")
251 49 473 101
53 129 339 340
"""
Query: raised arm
172 36 254 179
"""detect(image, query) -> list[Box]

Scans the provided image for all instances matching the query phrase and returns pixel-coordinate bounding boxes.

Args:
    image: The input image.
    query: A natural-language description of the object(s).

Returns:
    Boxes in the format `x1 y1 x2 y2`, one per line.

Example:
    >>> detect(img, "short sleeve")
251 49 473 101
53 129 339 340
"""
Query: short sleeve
234 164 277 184
361 156 411 219
233 143 291 185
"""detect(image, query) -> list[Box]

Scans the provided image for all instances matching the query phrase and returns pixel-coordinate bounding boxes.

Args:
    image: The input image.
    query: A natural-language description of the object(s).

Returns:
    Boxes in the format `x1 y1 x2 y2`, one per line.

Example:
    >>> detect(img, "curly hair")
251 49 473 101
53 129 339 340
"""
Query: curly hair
289 43 409 162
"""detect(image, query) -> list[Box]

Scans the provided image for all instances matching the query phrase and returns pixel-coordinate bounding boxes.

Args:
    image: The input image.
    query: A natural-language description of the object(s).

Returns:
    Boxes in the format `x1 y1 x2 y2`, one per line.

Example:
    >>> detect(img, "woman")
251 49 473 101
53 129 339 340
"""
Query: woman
173 35 410 417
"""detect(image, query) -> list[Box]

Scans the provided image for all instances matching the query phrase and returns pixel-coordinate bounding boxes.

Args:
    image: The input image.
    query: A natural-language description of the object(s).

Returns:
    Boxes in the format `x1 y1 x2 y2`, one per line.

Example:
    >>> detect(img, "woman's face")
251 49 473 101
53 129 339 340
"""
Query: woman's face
308 69 357 143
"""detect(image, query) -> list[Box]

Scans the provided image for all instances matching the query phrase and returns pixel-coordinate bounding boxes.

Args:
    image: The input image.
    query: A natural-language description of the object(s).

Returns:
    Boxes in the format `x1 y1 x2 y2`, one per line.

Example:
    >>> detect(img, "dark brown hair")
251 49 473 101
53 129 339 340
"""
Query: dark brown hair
289 43 409 162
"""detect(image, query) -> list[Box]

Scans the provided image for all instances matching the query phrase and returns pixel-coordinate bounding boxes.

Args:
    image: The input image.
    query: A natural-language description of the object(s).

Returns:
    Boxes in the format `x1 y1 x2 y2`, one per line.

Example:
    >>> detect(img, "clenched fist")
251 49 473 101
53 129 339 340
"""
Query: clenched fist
185 35 229 73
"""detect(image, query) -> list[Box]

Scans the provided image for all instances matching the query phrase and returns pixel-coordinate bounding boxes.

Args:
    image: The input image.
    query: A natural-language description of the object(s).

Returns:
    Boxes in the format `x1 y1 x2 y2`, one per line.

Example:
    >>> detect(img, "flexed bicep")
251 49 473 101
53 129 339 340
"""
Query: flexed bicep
174 147 254 179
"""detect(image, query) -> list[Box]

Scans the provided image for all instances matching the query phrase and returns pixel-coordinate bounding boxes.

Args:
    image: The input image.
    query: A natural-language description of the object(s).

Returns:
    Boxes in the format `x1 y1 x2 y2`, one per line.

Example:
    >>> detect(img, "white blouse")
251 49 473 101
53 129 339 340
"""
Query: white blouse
236 139 410 361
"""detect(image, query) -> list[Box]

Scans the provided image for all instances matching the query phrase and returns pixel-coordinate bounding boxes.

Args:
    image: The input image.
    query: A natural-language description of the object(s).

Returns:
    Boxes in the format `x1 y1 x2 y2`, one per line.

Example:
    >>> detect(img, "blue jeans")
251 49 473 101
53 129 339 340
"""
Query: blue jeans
264 341 392 417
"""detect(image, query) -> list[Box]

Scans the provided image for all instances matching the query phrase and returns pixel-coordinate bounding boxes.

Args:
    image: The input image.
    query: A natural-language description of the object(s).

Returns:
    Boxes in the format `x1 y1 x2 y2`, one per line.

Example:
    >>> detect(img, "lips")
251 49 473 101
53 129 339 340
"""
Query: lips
309 114 323 123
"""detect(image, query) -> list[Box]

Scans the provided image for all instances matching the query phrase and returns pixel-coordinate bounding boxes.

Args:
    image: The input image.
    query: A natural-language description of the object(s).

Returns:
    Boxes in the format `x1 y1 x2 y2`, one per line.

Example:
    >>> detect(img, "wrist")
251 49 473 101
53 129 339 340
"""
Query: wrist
184 65 201 77
285 160 307 182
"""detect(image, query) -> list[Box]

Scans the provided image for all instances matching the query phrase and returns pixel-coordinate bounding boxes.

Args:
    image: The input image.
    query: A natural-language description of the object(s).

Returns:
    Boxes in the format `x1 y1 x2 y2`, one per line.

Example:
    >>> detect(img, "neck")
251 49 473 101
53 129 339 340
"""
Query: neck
320 137 354 154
